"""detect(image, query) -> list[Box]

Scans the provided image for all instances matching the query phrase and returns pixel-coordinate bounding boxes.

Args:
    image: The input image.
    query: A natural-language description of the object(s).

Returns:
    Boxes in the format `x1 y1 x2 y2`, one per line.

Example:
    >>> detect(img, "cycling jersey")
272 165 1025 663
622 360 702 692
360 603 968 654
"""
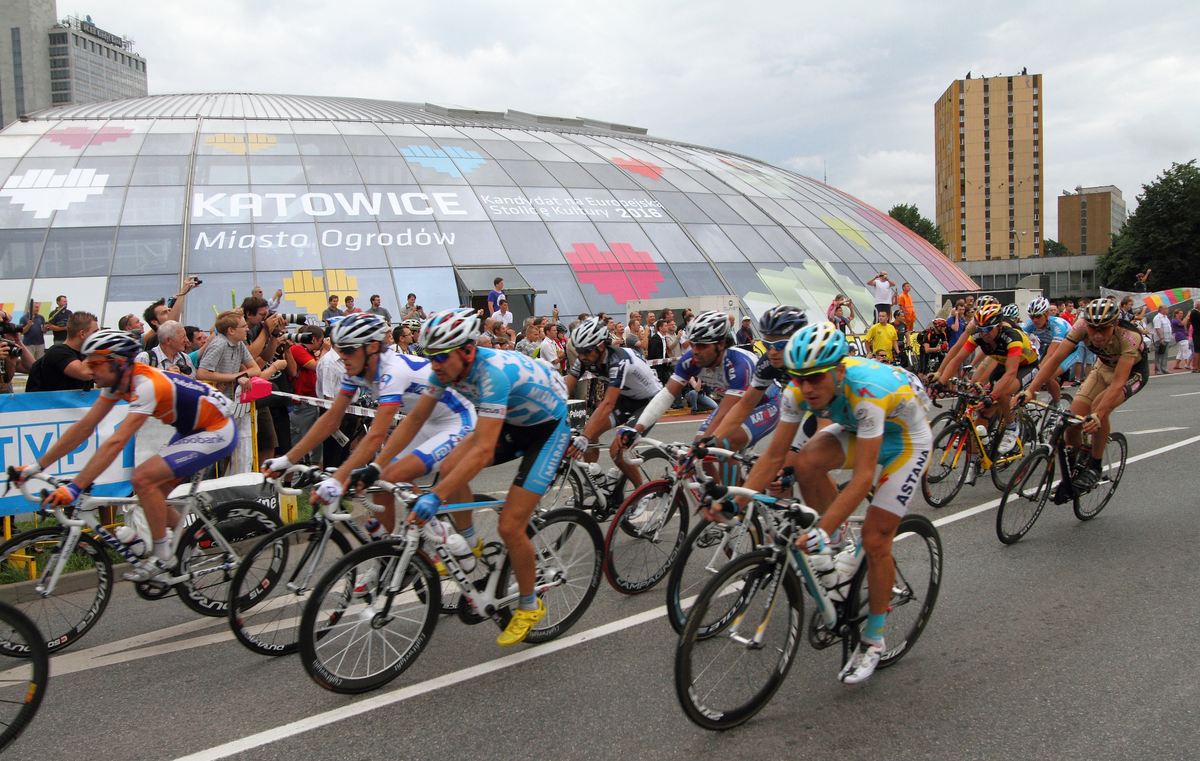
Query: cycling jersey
101 364 230 434
670 346 759 397
963 325 1039 366
1065 319 1144 367
749 352 790 391
426 346 567 427
568 346 661 400
1022 316 1070 359
340 351 475 431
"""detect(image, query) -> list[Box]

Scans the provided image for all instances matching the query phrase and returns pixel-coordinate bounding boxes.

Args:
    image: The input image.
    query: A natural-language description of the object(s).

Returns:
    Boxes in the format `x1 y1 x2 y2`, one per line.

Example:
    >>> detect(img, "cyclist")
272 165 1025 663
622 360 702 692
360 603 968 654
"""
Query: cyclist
716 322 931 684
932 303 1039 454
1021 296 1069 407
366 308 570 646
13 330 236 581
262 313 476 536
1018 297 1147 491
937 295 999 380
563 317 662 488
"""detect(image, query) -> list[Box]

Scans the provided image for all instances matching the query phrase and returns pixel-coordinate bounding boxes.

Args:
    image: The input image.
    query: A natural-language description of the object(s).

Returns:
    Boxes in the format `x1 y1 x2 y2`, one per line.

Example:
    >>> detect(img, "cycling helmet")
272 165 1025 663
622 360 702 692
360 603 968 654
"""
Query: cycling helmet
1027 296 1050 317
82 329 142 359
401 318 422 332
932 318 948 328
975 303 1003 328
1082 297 1120 328
784 322 848 374
686 310 732 344
420 308 481 352
330 313 388 348
1001 303 1020 321
570 317 610 351
758 304 808 337
976 295 998 307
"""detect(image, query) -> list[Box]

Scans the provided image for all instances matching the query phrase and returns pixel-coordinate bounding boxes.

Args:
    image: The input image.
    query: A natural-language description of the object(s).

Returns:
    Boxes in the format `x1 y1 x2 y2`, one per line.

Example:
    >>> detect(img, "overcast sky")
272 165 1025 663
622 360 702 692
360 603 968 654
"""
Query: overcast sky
60 0 1200 240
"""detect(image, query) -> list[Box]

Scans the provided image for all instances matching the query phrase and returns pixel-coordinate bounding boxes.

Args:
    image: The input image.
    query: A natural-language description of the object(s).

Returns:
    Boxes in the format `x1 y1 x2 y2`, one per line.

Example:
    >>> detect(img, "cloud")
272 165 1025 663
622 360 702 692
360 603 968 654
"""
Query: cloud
837 151 935 217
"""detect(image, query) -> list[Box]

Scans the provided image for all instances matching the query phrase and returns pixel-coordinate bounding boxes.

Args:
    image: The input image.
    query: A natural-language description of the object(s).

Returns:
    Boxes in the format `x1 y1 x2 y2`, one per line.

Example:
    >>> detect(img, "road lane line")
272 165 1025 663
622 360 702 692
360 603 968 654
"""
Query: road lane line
1126 427 1187 435
1171 391 1200 397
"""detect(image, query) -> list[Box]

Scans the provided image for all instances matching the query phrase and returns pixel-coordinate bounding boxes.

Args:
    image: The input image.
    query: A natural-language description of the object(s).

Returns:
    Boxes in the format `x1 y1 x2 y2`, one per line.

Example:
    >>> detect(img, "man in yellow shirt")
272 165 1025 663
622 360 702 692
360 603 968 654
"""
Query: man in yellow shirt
896 282 916 333
865 310 900 362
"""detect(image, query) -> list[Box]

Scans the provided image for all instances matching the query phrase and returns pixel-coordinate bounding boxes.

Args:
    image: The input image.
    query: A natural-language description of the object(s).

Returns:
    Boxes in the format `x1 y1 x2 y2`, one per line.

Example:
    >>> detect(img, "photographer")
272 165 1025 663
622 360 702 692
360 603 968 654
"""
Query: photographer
241 296 291 462
134 320 194 376
18 301 46 362
288 326 324 465
143 276 201 350
45 295 70 345
25 312 98 393
0 313 35 394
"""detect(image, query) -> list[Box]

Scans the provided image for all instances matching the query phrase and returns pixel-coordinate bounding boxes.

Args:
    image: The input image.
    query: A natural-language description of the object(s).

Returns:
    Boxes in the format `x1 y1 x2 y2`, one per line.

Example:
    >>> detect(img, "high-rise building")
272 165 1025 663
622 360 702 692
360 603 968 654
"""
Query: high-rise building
935 72 1043 262
1058 185 1126 257
0 1 147 129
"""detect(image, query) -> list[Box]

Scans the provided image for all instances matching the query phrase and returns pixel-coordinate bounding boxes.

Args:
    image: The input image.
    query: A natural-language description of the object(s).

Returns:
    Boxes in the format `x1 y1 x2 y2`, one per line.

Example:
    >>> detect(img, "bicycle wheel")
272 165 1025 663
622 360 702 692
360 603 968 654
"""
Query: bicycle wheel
537 464 584 514
611 446 673 511
665 515 763 635
675 548 803 731
928 409 957 442
845 514 942 669
603 479 688 594
227 520 353 656
174 501 280 617
298 539 440 694
0 601 48 751
995 448 1054 544
0 527 112 656
1074 432 1127 521
990 415 1038 491
921 422 970 508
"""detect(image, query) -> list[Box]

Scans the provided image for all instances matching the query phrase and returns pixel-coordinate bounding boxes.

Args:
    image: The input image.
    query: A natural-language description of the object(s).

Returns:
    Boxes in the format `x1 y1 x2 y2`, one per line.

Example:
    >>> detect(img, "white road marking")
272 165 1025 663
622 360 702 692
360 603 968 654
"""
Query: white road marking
1170 391 1200 397
1125 427 1188 435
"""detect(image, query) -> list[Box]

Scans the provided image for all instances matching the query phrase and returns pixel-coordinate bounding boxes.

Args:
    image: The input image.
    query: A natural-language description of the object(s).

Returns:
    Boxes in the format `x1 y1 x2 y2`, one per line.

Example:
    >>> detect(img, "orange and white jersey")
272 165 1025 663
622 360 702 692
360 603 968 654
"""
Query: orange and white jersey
101 364 231 433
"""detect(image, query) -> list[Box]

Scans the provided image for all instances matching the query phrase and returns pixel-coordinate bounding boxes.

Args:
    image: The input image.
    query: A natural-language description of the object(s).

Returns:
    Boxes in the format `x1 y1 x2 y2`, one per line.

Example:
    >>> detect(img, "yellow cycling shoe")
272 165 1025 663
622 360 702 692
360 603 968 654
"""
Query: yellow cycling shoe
435 538 484 577
497 598 545 646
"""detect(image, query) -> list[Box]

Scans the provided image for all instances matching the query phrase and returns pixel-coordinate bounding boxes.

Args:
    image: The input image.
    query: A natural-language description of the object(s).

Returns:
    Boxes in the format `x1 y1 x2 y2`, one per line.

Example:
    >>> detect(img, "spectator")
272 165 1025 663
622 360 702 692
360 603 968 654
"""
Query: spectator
487 277 505 315
627 318 647 355
118 314 144 337
736 316 755 345
1189 303 1200 373
867 270 897 317
609 320 625 347
19 301 46 361
489 318 513 350
897 283 916 332
627 310 642 328
947 301 968 345
540 323 561 368
400 293 425 322
0 311 34 391
665 318 683 358
1153 305 1172 375
242 296 291 464
367 294 393 323
341 295 360 315
135 320 194 375
185 326 208 367
321 295 343 324
647 319 674 386
476 332 494 348
252 286 283 311
1172 309 1191 372
685 376 717 413
830 303 853 335
516 322 542 357
143 277 201 350
1133 269 1151 293
661 309 675 326
289 326 324 466
26 311 98 392
494 299 514 334
919 319 950 376
314 334 349 467
645 311 657 328
45 295 71 345
1118 295 1137 323
864 310 899 362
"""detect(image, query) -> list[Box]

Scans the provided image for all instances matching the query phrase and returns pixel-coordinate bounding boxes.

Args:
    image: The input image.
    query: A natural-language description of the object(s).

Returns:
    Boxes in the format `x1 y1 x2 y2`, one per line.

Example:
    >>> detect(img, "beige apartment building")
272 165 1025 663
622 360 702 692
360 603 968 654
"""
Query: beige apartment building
1058 185 1126 257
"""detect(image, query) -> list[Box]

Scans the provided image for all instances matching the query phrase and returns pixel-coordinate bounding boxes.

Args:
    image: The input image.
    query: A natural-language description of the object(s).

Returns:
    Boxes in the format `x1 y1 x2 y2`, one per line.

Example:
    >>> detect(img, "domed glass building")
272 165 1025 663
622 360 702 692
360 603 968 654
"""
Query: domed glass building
0 94 974 329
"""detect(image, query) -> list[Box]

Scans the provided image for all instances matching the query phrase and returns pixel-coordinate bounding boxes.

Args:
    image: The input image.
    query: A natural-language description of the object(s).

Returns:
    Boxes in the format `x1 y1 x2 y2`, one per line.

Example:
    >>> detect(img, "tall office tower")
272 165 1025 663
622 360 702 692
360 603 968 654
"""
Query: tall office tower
0 1 147 128
935 72 1043 262
1058 185 1126 257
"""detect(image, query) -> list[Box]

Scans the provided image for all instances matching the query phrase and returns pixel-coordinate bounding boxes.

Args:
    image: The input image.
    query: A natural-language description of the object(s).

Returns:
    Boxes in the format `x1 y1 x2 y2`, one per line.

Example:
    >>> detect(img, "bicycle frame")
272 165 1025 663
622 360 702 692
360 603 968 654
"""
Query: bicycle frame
933 386 1026 475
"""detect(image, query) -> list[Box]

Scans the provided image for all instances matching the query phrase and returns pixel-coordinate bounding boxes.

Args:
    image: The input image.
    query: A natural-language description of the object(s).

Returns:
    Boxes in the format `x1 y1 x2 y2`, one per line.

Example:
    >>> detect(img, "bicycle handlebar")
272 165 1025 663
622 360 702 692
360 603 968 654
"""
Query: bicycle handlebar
5 467 67 503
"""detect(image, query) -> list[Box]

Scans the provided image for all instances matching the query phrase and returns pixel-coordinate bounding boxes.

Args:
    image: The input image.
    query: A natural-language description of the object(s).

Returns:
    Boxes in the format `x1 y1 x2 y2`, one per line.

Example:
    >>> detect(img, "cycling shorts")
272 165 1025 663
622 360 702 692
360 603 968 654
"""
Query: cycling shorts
789 420 932 517
987 360 1039 391
609 394 653 432
398 418 472 474
696 395 780 447
492 415 570 496
159 418 237 479
1076 356 1149 406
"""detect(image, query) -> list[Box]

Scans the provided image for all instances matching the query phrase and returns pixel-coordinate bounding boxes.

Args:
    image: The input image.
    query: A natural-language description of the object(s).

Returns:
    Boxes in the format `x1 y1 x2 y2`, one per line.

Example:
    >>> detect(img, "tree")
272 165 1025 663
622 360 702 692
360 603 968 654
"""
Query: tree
888 204 946 251
1097 160 1200 290
1043 238 1070 257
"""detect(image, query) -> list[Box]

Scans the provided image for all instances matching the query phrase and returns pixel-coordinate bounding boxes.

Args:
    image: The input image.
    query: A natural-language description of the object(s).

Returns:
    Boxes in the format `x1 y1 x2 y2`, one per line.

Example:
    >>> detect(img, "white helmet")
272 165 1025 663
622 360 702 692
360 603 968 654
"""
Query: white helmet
1027 296 1050 316
420 308 481 352
685 311 731 344
570 317 610 351
330 313 388 348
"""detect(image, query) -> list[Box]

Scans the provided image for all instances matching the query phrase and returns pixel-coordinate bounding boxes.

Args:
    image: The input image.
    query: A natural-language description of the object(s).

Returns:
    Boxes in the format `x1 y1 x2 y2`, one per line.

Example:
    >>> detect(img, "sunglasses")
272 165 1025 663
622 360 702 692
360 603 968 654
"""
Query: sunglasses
789 367 834 383
426 347 459 363
762 339 789 351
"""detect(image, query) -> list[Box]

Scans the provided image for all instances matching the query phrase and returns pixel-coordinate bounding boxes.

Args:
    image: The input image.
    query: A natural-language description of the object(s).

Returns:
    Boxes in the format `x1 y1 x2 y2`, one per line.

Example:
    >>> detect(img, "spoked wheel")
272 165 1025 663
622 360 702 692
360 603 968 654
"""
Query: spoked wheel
995 448 1055 544
845 514 942 669
675 548 803 731
921 422 970 508
537 465 584 515
603 479 688 594
0 601 48 751
0 528 112 656
1074 432 1127 521
174 501 280 617
665 516 763 635
227 520 353 656
991 415 1039 491
298 539 440 694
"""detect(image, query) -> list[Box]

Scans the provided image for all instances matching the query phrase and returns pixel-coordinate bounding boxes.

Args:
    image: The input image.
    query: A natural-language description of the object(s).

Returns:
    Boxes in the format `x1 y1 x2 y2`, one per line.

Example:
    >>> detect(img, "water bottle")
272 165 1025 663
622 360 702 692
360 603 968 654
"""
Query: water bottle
585 462 604 482
827 546 864 602
443 532 477 573
604 467 622 488
365 518 386 540
975 424 989 445
114 524 150 557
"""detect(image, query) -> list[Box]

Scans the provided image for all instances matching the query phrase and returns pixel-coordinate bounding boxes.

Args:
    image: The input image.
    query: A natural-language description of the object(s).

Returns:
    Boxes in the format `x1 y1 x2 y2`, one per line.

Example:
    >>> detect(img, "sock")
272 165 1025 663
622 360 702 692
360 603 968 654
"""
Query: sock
519 592 539 611
1005 422 1017 432
152 537 171 562
459 524 476 543
1089 456 1102 471
863 612 887 645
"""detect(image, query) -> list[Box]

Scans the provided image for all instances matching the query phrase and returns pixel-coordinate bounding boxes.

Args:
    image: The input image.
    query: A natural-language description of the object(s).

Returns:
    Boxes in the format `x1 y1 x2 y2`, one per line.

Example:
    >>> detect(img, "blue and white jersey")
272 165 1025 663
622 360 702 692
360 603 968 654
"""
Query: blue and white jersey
426 347 567 427
1021 316 1070 359
341 351 475 429
671 346 773 400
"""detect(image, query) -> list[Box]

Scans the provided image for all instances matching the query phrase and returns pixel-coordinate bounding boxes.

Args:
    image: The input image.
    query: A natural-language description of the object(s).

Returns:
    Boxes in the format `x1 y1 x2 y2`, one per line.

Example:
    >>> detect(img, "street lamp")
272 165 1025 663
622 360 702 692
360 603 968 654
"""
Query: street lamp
1013 229 1027 286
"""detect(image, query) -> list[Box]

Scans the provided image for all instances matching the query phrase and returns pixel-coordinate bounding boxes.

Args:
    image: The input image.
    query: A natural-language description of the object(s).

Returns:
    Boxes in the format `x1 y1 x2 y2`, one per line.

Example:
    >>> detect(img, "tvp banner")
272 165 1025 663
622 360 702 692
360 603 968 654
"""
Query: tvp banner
0 391 135 518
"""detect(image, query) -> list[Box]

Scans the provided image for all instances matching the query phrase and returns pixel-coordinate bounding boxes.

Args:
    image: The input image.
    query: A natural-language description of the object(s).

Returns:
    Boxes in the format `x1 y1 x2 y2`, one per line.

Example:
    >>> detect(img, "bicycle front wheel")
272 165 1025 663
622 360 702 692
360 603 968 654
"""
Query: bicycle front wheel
299 539 440 694
921 422 970 508
0 601 48 751
665 516 762 635
174 500 280 617
675 548 803 731
1074 432 1127 521
0 527 112 656
603 479 688 594
996 448 1054 544
227 520 353 656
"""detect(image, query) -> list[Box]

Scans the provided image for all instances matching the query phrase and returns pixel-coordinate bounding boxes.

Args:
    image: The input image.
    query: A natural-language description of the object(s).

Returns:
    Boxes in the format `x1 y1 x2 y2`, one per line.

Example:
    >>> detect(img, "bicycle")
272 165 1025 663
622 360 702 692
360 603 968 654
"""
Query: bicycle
536 427 672 523
0 468 279 655
995 399 1128 544
0 601 49 751
674 475 943 730
297 479 603 694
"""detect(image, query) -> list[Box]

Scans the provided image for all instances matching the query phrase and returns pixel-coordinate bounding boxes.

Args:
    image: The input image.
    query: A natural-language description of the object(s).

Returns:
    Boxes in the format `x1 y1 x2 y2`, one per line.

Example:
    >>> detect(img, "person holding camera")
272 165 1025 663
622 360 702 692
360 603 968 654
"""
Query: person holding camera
134 321 194 376
867 271 897 318
45 295 71 345
0 312 35 393
288 326 324 463
25 312 98 393
143 277 201 351
19 301 46 362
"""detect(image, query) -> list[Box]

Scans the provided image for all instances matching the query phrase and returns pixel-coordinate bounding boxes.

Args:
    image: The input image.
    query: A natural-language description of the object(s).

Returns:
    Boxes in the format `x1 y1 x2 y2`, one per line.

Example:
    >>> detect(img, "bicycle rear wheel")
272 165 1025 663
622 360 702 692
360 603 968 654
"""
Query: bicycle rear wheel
675 548 803 731
665 516 762 635
995 448 1054 544
603 479 687 594
921 422 970 508
1074 432 1127 521
227 520 353 656
174 501 280 617
299 539 440 694
0 527 112 656
0 601 48 751
990 415 1038 491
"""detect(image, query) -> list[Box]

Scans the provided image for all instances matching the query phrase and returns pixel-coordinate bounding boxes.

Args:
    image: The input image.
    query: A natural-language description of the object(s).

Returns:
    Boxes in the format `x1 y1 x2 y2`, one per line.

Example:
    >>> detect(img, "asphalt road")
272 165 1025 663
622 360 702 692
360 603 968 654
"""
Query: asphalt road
7 371 1200 760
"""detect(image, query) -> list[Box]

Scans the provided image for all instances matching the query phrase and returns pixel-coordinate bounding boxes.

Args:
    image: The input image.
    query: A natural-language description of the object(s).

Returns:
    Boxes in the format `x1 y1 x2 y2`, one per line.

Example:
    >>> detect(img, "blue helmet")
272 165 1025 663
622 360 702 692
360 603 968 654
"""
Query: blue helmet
784 322 848 374
758 305 807 337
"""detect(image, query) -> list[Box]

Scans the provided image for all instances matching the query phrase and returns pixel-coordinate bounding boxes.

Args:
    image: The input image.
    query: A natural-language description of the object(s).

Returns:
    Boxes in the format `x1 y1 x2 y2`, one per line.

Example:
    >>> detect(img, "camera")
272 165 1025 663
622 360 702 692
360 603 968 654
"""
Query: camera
0 338 17 356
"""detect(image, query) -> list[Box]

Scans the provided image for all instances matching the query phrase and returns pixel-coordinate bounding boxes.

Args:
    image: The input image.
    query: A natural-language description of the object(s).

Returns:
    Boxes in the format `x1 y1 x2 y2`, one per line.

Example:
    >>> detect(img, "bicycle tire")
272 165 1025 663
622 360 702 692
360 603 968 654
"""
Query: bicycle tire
675 548 803 731
173 500 280 617
603 479 688 594
609 446 673 515
0 527 113 656
538 464 585 515
1073 432 1127 521
921 422 970 508
227 520 353 656
0 601 48 751
665 515 763 635
845 514 942 669
995 448 1054 544
299 539 440 694
990 415 1038 491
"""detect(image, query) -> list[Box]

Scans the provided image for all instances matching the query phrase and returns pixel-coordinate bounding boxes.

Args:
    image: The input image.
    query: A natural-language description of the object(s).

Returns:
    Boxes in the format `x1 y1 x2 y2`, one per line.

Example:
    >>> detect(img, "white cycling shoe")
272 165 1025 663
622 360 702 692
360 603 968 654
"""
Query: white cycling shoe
839 639 885 685
123 555 176 583
999 426 1019 454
